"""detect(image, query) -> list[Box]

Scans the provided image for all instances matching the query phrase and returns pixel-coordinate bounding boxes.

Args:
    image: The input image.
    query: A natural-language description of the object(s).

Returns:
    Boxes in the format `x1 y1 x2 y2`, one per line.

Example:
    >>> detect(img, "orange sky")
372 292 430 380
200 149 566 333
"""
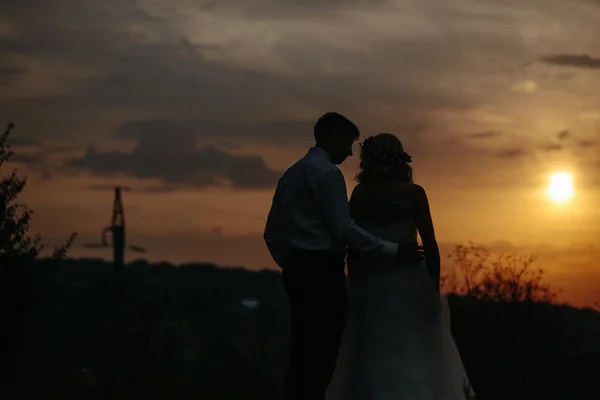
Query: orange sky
1 0 599 308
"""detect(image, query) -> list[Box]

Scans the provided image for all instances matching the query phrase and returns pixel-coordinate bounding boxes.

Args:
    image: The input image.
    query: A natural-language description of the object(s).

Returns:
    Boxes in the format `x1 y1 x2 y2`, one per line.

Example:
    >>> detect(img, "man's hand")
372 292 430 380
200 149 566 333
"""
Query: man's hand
396 242 424 264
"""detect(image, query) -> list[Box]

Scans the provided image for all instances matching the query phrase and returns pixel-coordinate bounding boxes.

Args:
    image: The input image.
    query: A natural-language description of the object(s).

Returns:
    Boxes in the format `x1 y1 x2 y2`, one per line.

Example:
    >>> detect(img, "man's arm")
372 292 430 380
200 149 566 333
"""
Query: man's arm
315 168 398 256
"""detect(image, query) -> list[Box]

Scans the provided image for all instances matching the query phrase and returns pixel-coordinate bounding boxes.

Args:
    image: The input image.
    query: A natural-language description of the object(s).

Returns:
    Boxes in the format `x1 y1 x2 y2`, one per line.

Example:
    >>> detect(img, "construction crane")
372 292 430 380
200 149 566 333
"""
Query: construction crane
82 186 147 268
82 185 148 398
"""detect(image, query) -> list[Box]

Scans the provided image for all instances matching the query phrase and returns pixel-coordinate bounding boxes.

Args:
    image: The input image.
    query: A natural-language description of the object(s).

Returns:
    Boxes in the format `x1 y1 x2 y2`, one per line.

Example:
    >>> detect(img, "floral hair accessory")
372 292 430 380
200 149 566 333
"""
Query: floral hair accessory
359 135 412 164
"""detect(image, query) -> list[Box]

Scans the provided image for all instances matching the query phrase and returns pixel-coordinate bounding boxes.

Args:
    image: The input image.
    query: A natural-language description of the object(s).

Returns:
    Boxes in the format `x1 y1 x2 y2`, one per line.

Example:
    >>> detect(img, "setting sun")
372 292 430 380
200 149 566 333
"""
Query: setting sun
547 172 574 203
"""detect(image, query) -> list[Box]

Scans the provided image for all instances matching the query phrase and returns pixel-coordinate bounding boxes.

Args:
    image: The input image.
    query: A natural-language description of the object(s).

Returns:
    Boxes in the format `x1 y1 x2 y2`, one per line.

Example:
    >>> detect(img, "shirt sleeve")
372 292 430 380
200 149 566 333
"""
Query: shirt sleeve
263 183 290 268
315 168 398 256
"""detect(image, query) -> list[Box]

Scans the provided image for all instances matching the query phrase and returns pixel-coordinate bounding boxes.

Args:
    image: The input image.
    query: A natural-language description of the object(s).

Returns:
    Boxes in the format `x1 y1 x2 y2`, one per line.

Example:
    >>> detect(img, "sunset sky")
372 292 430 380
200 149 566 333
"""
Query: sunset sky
1 0 599 307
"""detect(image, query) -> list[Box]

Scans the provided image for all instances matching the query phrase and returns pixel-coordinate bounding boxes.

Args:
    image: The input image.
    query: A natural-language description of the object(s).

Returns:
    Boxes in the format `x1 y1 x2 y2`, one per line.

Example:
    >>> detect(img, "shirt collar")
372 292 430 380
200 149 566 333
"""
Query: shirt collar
308 146 331 162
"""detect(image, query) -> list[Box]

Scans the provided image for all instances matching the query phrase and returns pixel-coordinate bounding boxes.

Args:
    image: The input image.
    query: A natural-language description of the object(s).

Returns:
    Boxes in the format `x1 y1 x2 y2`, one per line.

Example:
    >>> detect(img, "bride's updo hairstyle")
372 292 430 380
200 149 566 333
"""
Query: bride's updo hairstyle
356 133 413 184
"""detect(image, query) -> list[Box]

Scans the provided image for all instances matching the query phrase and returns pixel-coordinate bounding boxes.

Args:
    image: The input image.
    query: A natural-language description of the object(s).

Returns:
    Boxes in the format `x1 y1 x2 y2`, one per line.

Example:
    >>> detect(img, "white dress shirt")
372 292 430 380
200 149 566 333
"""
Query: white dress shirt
264 146 398 268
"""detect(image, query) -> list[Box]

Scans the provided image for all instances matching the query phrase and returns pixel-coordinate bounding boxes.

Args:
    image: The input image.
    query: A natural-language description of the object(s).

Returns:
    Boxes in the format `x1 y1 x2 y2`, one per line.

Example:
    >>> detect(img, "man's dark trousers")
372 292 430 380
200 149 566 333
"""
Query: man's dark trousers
282 249 347 400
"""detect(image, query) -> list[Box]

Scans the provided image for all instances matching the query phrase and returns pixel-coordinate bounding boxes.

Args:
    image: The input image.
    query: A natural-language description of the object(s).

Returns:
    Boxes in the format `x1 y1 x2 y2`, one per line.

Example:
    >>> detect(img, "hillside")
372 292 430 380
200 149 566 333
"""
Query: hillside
4 258 600 400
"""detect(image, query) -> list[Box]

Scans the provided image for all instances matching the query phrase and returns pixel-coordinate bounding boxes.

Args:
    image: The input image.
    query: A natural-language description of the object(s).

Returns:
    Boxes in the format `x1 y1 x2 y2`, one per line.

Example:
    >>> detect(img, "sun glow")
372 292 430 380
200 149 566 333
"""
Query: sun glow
547 172 574 203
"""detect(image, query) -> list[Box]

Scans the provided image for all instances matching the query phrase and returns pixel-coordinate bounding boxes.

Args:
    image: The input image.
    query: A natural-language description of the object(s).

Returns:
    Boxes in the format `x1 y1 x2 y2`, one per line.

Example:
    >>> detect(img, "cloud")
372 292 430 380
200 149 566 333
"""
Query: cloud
578 112 600 120
86 184 136 193
0 66 26 85
116 118 195 143
60 118 282 190
545 129 599 151
539 142 563 152
1 0 600 187
511 80 537 93
6 135 39 147
466 131 503 139
494 148 530 159
578 139 596 148
116 117 317 147
0 0 533 142
540 54 600 69
557 129 571 140
11 152 45 164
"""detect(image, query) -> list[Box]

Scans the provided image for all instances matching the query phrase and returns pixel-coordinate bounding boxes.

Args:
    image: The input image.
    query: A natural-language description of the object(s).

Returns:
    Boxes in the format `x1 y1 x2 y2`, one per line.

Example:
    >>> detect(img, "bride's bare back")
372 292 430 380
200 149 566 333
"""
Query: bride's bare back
349 180 441 290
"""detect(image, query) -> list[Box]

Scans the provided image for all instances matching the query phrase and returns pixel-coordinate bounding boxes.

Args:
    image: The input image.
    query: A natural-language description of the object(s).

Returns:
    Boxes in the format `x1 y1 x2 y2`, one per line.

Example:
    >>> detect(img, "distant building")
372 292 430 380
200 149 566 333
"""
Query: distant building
240 298 260 310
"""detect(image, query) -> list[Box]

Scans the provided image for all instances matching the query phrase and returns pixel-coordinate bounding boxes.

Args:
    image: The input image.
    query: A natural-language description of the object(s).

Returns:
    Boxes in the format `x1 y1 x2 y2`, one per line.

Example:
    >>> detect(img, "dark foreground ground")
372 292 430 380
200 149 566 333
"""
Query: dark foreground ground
2 258 600 400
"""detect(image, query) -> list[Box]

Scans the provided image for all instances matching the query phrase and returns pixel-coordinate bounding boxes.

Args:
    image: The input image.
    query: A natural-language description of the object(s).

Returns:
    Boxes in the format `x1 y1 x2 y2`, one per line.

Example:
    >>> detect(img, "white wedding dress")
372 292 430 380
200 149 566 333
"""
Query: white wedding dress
326 221 476 400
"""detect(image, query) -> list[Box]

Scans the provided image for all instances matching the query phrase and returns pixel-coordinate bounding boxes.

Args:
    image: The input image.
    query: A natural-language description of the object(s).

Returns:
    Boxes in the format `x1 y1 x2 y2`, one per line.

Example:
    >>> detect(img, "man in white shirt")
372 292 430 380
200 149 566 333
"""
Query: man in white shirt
264 112 422 400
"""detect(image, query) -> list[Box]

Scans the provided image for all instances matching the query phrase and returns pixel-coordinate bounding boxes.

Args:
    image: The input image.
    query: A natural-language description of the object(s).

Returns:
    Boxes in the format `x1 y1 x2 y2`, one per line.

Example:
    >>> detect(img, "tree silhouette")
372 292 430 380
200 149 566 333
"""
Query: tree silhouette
0 123 43 267
1 122 77 390
0 122 77 264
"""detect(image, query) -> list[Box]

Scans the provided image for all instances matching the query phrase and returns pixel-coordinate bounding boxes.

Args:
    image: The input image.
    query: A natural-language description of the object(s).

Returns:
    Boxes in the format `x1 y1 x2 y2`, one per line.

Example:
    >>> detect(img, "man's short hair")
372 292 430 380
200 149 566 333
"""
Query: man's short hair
314 112 360 141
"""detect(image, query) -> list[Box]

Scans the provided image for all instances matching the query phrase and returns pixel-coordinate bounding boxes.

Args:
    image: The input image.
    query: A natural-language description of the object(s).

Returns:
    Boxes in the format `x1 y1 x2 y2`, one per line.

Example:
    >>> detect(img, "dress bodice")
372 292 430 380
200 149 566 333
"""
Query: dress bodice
347 219 421 285
356 219 418 244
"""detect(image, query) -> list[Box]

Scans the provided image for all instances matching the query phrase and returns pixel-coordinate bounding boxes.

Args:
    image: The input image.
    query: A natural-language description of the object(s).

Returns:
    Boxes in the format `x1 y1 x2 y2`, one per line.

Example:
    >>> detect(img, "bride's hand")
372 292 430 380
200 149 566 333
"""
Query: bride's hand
396 242 424 263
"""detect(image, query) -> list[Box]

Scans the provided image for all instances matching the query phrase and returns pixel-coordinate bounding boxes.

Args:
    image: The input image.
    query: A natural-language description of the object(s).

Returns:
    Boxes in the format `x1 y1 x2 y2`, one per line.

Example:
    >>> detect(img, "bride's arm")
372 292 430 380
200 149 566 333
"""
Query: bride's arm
412 184 440 292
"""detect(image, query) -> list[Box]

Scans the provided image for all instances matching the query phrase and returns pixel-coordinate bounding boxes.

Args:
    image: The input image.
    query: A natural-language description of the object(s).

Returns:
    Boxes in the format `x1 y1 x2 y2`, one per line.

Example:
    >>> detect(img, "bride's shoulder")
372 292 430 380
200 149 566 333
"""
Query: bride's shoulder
405 183 427 196
399 183 429 204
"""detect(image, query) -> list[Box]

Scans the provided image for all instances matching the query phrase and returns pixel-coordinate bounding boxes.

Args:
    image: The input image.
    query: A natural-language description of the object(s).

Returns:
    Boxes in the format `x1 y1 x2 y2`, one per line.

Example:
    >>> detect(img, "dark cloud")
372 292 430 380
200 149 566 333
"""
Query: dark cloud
541 129 599 152
88 184 134 192
47 144 76 154
446 134 535 161
557 129 571 140
1 0 599 185
115 117 315 146
494 148 529 159
196 0 390 18
0 66 27 85
539 142 563 152
116 118 195 142
0 0 488 149
531 129 600 154
555 73 573 80
540 54 600 69
11 152 45 164
6 135 40 147
466 131 503 139
578 139 596 148
60 119 282 190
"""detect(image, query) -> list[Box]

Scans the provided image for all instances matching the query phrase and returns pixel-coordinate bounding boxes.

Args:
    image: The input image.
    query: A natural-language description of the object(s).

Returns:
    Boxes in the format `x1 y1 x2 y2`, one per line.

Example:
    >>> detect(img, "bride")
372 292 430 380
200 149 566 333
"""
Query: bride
326 133 476 400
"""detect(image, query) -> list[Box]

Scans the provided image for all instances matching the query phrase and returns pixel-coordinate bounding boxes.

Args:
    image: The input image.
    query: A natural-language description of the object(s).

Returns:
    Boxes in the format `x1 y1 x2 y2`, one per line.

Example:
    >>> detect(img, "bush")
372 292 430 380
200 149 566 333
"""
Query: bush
443 241 556 303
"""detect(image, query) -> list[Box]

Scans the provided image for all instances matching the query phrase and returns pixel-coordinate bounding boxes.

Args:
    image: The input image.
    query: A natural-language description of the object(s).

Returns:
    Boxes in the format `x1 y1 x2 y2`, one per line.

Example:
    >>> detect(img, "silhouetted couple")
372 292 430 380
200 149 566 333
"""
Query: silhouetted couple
264 112 475 400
